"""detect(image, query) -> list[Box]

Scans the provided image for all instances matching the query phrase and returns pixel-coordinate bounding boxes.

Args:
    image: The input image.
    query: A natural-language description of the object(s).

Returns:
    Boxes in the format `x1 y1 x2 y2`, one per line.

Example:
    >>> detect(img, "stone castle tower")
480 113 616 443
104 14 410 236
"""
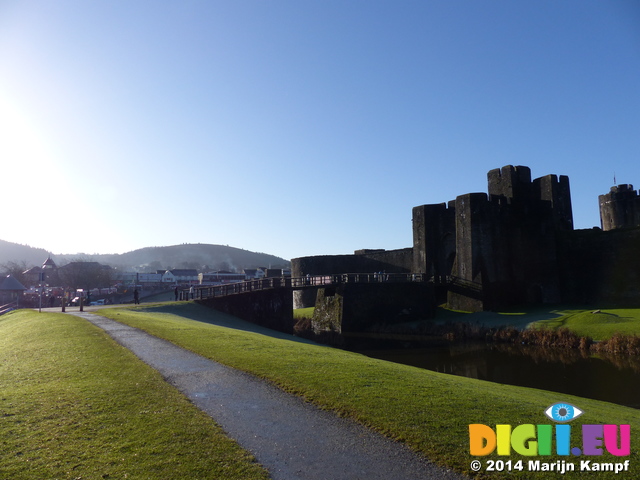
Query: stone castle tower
413 165 573 311
599 185 640 231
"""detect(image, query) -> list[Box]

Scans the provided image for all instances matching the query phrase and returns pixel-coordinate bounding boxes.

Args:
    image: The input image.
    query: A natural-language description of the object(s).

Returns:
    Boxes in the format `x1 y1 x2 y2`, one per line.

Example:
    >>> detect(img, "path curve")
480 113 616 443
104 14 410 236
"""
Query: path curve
69 311 467 480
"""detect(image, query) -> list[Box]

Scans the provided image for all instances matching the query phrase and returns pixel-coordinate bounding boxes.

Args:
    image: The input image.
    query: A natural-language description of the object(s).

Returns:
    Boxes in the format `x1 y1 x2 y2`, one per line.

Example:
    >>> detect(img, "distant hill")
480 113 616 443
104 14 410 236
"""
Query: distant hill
0 241 289 273
91 244 290 272
0 240 52 268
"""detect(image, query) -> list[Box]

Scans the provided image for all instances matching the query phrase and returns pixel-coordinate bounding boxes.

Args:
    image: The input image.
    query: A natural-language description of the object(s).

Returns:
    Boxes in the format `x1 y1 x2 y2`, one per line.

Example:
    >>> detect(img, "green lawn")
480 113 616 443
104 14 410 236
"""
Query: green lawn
293 306 314 319
0 309 269 480
94 302 640 479
530 308 640 341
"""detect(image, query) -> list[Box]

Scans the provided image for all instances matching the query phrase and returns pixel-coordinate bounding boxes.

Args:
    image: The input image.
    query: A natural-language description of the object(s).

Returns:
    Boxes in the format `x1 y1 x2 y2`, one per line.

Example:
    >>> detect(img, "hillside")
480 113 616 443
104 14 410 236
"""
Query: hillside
0 240 52 268
0 241 289 273
92 244 290 272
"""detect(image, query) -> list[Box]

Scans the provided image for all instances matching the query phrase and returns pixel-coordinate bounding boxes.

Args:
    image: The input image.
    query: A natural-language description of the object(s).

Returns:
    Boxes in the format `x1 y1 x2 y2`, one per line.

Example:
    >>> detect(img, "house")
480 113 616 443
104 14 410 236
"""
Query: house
162 269 199 284
243 268 266 279
114 272 164 286
23 256 59 288
23 266 45 287
114 272 138 285
0 275 26 305
138 273 163 284
199 271 246 285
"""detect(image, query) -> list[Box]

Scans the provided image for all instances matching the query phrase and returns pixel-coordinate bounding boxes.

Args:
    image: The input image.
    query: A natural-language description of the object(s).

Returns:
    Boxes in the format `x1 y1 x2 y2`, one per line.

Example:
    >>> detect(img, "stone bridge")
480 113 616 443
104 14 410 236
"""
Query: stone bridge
188 274 470 335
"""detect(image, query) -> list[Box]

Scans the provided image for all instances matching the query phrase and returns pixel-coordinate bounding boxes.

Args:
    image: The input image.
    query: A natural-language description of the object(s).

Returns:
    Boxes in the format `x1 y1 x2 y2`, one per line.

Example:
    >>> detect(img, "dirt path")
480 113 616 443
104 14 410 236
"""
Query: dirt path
68 311 467 480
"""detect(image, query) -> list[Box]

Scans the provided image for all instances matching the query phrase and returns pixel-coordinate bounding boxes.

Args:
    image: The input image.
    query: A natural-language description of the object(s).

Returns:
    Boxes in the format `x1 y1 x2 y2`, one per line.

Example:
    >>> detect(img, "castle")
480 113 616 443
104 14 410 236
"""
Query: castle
292 165 640 312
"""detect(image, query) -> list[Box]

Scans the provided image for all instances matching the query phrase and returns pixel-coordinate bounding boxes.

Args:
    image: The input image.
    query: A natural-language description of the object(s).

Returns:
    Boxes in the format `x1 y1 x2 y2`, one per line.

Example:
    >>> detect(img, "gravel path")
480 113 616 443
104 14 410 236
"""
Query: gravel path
69 311 467 480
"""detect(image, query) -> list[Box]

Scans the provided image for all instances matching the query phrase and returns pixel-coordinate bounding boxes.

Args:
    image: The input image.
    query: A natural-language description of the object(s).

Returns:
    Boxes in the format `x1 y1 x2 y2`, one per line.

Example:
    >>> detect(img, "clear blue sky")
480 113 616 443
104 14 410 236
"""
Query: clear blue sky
1 1 639 261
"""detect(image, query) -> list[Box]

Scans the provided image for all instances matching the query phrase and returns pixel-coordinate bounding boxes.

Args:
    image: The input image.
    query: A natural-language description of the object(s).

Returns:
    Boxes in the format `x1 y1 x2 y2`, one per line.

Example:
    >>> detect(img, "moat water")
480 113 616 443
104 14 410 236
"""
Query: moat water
349 339 640 409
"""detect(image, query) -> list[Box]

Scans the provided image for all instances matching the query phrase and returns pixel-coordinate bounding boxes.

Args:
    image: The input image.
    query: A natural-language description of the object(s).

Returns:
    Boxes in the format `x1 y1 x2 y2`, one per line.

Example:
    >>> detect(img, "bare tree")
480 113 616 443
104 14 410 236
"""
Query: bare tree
1 260 30 286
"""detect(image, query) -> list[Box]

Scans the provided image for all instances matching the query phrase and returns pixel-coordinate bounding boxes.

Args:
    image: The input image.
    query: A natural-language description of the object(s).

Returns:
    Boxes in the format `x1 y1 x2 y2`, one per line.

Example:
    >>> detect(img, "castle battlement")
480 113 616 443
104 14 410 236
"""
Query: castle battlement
609 184 636 195
488 165 532 202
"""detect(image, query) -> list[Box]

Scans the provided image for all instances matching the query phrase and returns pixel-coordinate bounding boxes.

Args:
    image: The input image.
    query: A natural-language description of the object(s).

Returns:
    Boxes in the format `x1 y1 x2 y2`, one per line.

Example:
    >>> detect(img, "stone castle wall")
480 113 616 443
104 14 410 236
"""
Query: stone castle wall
291 248 412 277
294 165 640 314
559 227 640 305
312 283 435 334
196 288 294 333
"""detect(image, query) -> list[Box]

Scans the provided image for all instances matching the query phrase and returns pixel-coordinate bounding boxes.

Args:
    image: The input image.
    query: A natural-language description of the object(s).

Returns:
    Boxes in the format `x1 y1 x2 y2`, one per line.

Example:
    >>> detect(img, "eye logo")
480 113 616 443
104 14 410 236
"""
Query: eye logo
544 403 583 422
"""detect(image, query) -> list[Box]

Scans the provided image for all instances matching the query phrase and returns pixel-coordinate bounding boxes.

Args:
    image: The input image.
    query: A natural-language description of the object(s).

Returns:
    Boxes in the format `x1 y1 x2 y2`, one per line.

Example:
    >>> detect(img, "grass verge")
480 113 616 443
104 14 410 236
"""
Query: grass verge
97 302 640 479
0 309 269 480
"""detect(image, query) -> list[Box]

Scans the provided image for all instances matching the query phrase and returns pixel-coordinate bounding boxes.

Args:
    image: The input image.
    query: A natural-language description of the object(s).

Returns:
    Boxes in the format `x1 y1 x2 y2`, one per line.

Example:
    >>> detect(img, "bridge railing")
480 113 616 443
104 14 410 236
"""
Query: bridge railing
188 273 452 301
0 301 17 315
290 272 435 287
183 273 483 301
189 277 292 300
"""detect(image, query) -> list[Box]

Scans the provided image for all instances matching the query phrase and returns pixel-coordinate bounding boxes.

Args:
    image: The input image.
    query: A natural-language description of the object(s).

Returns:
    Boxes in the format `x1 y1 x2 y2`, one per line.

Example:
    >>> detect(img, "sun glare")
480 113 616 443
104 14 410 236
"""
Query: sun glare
0 95 78 247
1 96 50 169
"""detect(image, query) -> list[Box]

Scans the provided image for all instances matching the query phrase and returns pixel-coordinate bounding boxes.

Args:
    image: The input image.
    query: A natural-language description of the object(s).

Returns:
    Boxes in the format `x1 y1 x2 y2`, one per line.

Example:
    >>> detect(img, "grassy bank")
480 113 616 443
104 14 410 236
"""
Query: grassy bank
96 303 640 479
531 308 640 341
0 310 269 480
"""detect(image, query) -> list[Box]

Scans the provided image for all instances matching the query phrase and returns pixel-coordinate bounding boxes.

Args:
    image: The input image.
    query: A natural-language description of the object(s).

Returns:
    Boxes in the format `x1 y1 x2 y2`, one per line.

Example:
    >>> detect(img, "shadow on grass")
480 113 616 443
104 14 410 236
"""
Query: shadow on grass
137 302 323 346
432 305 569 330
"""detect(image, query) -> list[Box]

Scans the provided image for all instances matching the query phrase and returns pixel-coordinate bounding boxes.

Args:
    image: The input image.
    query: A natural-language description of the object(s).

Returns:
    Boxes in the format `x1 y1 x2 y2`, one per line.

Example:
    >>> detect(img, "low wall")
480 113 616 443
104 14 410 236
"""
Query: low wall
197 288 294 334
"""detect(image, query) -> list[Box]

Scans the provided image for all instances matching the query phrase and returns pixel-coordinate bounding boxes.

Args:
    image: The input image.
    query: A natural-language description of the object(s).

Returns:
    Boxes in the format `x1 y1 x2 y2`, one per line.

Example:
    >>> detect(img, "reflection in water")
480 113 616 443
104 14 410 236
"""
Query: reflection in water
351 340 640 408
